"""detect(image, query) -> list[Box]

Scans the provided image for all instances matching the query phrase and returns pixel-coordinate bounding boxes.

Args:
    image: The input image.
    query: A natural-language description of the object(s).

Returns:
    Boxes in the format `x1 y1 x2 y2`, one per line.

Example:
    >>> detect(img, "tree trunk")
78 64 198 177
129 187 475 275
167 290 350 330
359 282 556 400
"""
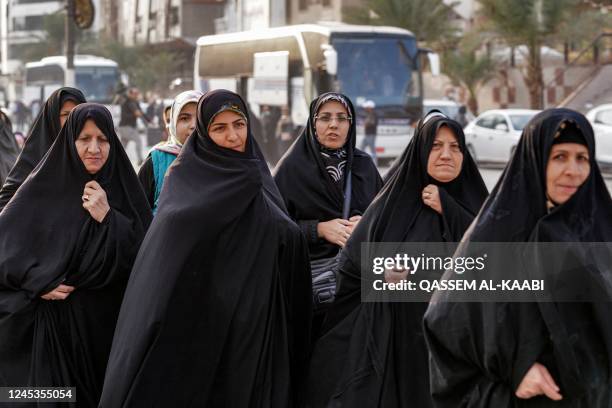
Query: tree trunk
467 86 479 116
524 40 544 109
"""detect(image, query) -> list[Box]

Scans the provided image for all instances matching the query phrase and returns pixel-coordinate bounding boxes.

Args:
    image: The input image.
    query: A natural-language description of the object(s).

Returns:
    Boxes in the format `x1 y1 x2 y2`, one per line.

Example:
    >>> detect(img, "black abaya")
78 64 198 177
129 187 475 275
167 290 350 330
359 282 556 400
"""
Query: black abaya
0 87 86 211
274 92 383 261
424 108 612 407
0 103 152 407
304 113 488 407
99 90 312 407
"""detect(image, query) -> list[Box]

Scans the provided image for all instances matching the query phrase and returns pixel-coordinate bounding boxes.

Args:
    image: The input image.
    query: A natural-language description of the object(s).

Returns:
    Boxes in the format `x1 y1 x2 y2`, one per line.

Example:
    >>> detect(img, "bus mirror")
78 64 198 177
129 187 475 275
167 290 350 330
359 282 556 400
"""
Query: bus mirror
322 45 338 76
428 52 440 76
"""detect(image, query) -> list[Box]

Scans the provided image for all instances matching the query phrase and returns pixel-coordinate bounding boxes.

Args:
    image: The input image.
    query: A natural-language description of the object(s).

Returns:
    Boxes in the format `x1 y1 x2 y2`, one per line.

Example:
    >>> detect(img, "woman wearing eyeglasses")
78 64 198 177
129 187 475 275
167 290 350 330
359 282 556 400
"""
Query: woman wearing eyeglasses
274 93 383 336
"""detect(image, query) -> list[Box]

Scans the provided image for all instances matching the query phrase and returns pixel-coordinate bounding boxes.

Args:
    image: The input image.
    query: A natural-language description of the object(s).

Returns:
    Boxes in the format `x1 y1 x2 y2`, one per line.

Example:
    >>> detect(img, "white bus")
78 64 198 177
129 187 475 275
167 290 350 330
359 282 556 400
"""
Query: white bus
195 23 431 164
24 55 123 122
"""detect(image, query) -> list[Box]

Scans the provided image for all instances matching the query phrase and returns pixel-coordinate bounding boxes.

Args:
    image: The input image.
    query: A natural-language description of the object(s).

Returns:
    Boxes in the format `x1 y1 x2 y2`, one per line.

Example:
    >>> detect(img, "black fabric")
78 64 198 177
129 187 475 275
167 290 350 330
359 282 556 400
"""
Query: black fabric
99 89 312 407
274 92 383 261
0 110 19 184
0 87 86 212
424 108 612 407
0 103 152 407
303 113 488 408
119 99 140 127
137 155 155 208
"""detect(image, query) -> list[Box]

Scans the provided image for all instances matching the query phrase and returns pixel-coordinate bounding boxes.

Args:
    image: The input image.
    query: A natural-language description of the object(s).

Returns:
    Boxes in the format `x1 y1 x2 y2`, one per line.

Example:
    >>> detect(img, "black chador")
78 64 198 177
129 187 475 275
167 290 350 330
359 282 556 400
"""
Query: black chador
0 87 86 211
303 112 487 407
424 109 612 407
0 103 151 407
99 90 312 407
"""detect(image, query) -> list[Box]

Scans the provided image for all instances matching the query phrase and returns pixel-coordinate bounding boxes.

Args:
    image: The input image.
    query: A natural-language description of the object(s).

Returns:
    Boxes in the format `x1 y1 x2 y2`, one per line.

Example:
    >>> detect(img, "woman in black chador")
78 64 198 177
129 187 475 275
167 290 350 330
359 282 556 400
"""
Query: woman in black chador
0 103 152 407
99 90 312 407
303 111 488 407
0 87 86 211
0 110 19 184
424 108 612 407
274 92 383 334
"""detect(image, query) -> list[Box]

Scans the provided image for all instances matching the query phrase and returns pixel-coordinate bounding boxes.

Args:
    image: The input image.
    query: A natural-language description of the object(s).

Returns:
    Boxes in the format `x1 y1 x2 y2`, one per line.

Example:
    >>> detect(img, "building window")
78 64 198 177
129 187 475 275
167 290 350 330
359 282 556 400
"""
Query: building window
169 6 179 26
322 0 331 6
299 0 307 10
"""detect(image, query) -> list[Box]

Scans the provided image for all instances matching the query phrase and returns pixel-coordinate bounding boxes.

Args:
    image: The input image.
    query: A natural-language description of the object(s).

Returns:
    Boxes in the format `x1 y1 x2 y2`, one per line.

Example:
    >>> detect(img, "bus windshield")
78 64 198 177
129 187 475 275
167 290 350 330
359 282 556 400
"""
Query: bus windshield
332 36 419 109
76 66 120 104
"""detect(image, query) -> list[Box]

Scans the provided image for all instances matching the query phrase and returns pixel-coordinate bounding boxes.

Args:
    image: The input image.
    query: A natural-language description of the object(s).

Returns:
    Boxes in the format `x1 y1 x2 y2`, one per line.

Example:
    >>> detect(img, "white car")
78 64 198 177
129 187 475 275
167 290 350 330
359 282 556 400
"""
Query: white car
585 104 612 166
464 109 540 163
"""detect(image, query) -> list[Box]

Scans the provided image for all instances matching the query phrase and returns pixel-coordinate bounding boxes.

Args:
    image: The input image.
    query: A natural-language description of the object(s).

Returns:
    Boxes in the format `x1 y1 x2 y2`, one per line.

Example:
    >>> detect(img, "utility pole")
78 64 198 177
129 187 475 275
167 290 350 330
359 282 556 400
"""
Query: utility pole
65 0 76 87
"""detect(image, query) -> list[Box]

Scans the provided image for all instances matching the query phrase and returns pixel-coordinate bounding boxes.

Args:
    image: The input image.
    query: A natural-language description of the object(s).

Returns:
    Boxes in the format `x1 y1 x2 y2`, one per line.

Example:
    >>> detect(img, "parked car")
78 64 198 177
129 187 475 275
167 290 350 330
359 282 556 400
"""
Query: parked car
585 104 612 166
464 109 540 163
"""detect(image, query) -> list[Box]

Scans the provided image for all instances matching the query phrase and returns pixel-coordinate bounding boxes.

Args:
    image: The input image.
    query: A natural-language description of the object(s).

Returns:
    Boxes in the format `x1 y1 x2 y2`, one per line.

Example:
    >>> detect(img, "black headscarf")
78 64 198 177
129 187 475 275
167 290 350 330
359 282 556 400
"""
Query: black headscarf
274 92 383 260
0 87 86 211
0 110 19 184
303 112 488 407
0 103 151 405
424 108 612 407
99 90 312 407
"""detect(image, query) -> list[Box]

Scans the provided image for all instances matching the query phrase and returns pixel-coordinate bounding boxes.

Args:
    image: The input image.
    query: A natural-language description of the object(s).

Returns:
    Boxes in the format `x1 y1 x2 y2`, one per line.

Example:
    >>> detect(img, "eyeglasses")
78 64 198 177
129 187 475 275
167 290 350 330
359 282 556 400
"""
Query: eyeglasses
315 114 352 125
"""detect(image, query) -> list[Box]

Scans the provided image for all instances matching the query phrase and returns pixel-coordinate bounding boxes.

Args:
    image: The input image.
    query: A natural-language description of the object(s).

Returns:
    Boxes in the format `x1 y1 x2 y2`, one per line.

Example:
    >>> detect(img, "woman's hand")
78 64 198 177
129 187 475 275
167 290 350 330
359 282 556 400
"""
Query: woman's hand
318 218 353 247
82 180 110 223
515 362 562 401
422 184 442 214
41 284 75 301
347 215 362 233
384 267 409 284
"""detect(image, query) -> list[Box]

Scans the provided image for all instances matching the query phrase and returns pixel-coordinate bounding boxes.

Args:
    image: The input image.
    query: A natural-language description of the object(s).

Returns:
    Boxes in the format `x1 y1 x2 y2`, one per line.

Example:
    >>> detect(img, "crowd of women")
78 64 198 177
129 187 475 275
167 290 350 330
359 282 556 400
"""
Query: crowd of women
0 85 610 408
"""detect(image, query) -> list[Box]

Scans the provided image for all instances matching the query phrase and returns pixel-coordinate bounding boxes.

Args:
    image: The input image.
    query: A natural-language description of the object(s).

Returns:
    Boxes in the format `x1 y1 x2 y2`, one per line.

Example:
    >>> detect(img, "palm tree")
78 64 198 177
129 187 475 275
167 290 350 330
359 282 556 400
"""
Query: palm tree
477 0 578 109
343 0 460 46
443 35 497 115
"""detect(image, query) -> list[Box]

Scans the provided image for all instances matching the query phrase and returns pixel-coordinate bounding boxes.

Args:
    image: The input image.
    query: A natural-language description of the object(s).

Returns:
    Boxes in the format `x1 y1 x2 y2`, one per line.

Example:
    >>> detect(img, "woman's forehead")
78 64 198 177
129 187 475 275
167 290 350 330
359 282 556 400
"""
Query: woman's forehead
210 110 244 124
179 102 197 115
434 125 458 141
318 101 347 114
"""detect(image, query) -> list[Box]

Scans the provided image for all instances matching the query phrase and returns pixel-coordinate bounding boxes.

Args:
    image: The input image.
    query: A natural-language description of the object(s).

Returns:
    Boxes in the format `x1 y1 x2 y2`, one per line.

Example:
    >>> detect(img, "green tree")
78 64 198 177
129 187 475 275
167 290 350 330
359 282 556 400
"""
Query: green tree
478 0 578 109
443 34 497 115
343 0 460 46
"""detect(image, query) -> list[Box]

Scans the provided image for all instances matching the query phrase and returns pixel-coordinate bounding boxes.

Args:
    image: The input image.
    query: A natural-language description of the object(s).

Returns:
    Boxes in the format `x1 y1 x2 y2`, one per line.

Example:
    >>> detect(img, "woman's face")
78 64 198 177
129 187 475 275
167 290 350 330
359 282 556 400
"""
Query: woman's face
75 119 110 174
175 102 197 145
207 110 248 152
546 143 590 205
60 100 78 128
427 126 463 183
315 101 350 150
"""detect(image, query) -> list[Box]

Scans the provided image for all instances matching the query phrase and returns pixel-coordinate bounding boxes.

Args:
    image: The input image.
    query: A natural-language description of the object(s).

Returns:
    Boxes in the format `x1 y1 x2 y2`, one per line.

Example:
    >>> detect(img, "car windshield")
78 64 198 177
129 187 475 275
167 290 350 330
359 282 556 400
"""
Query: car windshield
332 36 419 108
76 66 120 104
509 114 535 131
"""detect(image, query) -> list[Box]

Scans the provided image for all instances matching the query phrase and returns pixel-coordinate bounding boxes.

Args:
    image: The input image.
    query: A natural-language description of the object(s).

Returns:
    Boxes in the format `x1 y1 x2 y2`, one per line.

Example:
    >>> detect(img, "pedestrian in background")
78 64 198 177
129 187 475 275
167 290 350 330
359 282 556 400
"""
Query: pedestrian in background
100 90 311 408
360 100 378 165
138 90 202 212
275 105 295 157
425 109 612 407
0 87 85 212
0 109 19 184
118 87 149 165
0 103 151 406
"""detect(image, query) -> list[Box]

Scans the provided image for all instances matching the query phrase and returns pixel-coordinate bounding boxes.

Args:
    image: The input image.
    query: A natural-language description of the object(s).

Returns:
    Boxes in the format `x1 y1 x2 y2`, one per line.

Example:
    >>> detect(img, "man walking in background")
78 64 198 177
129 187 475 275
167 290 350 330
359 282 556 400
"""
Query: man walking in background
119 87 149 165
360 100 378 165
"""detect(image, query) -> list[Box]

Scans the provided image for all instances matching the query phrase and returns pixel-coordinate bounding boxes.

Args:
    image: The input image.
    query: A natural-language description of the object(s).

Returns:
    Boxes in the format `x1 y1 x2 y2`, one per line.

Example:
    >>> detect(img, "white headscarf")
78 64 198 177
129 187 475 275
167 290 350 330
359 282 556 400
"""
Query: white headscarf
155 90 203 155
